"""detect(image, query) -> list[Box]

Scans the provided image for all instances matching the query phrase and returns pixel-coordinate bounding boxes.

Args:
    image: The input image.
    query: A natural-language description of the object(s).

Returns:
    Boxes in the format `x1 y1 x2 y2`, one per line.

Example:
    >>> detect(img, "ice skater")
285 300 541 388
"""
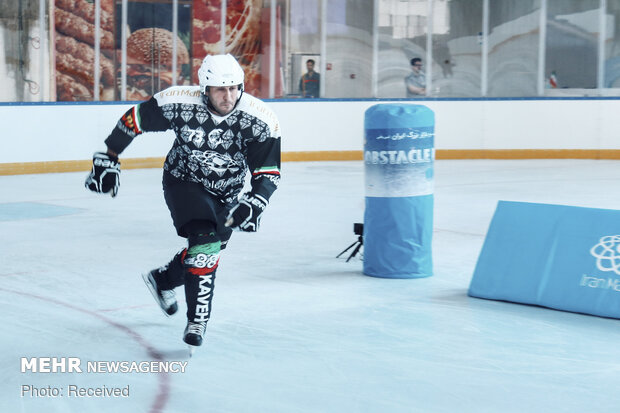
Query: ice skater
85 53 281 354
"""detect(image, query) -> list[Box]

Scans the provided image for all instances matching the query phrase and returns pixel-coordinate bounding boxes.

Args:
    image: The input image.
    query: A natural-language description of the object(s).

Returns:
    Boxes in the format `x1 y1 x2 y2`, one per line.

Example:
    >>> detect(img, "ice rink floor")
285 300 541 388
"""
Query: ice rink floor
2 159 620 413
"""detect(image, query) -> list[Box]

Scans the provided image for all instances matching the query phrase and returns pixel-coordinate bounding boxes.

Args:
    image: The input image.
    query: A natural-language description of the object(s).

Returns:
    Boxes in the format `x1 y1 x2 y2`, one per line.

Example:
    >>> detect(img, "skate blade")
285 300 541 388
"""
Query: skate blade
141 272 175 317
188 345 197 358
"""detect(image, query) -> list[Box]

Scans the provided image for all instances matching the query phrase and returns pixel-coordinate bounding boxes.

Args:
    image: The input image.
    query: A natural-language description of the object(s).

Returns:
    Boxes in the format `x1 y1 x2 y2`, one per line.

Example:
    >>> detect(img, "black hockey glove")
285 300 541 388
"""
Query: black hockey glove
225 193 268 232
85 152 120 197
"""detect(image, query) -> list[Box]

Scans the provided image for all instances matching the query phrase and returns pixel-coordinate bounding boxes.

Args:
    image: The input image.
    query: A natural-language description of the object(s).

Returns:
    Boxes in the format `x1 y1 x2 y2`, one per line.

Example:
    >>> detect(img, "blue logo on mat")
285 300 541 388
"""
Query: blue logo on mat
580 235 620 292
590 235 620 275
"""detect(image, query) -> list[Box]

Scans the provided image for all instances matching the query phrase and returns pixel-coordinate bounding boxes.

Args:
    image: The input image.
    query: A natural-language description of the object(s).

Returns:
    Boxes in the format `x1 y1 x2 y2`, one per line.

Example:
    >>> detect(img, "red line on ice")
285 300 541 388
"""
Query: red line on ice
0 287 170 413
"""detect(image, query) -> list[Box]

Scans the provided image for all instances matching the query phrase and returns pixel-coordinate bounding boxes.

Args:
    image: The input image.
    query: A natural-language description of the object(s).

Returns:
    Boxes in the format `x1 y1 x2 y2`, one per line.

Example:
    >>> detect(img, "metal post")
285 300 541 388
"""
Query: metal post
320 0 327 98
425 0 433 97
172 0 178 85
598 0 607 92
121 0 128 100
537 0 547 96
38 0 46 101
481 0 489 97
94 0 100 100
269 0 276 98
372 0 379 98
221 0 227 53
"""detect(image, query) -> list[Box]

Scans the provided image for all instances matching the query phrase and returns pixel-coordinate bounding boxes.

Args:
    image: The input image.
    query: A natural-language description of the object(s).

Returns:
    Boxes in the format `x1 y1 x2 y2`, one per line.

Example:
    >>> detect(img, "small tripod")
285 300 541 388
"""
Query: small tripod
337 223 364 262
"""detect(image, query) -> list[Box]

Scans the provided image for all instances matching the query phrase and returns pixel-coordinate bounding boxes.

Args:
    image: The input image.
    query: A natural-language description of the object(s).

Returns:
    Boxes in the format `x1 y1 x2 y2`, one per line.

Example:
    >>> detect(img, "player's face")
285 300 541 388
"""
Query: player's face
207 86 239 116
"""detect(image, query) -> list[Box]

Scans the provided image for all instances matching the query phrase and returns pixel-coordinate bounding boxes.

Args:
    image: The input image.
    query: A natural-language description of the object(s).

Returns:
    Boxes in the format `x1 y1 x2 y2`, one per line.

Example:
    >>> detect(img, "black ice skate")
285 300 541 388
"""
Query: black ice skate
183 321 207 356
142 270 178 316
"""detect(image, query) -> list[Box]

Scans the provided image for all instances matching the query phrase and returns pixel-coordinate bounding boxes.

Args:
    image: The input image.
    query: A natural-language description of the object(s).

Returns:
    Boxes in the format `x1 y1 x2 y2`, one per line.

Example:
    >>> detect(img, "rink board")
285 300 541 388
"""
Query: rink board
469 201 620 319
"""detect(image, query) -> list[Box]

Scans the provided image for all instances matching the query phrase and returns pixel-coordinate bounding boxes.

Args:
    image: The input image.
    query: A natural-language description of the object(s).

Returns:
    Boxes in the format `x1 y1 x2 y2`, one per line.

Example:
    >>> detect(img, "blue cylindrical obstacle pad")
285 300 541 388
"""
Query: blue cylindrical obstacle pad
363 104 434 278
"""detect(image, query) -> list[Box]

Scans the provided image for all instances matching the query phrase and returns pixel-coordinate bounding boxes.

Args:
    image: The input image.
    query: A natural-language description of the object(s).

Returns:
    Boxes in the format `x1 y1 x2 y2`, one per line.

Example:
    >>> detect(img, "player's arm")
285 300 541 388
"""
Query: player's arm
226 131 281 232
104 97 170 155
246 137 281 202
85 97 170 197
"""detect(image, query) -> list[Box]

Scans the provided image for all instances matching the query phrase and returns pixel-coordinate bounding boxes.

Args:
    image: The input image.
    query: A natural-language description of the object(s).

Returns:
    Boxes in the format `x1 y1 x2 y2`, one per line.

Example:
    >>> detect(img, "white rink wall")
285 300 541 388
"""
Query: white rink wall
2 98 620 164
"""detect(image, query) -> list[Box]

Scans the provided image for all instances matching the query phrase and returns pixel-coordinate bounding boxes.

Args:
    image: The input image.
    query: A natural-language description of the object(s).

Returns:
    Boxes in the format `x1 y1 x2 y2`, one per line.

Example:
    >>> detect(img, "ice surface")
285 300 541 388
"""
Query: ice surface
2 160 620 413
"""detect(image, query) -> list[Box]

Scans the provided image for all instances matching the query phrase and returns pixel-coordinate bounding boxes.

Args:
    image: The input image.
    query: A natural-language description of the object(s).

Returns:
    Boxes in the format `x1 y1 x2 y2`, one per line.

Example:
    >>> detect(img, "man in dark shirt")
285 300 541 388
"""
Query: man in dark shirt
299 59 320 98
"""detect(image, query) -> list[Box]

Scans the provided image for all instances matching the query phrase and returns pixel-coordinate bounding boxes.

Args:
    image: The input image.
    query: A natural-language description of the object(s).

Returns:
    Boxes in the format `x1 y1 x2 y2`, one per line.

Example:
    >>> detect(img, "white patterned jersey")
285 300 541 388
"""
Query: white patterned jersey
105 86 281 204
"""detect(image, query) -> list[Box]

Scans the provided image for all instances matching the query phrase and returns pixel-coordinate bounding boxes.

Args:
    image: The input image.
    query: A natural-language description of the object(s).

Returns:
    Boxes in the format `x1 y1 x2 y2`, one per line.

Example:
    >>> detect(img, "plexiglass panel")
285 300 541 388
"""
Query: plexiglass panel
377 0 429 98
118 1 192 101
222 0 263 96
546 0 599 91
487 0 541 97
0 1 50 102
324 0 373 98
286 0 321 98
432 0 483 97
605 1 620 90
9 0 620 102
53 0 117 101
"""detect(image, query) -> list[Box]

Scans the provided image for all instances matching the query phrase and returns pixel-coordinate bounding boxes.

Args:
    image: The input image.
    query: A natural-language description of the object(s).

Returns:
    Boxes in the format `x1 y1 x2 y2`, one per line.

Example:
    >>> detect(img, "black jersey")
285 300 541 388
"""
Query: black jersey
105 86 281 204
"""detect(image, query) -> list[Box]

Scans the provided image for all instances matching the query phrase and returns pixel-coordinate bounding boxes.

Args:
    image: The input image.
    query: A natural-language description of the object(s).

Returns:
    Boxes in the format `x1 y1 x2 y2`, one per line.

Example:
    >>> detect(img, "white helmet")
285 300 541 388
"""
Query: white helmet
198 53 245 93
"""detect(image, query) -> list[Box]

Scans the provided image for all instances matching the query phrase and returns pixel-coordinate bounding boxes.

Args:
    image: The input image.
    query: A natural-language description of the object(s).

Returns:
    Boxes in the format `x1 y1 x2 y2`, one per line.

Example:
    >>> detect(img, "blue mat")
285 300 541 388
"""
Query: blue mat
469 200 620 319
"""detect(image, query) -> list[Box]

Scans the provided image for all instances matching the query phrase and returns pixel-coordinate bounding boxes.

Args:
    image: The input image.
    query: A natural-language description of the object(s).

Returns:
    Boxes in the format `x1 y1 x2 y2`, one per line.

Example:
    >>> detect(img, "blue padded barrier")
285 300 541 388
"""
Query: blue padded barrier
363 104 434 279
469 200 620 319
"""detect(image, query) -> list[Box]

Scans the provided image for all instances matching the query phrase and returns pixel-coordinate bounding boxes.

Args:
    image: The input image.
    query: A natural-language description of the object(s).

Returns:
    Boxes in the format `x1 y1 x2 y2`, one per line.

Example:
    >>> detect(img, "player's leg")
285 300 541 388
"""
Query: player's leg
160 174 232 347
143 175 203 316
180 204 233 347
181 220 221 347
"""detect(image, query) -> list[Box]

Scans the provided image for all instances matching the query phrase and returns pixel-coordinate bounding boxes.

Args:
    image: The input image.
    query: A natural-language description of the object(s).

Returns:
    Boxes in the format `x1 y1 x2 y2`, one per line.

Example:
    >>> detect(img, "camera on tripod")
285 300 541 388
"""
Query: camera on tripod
337 223 364 262
353 223 363 236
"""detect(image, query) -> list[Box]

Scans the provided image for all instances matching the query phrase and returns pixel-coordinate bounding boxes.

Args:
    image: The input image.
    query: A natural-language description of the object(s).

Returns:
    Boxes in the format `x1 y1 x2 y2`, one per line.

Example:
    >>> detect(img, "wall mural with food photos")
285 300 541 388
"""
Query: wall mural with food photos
54 0 116 101
120 0 192 101
52 0 275 102
192 0 265 96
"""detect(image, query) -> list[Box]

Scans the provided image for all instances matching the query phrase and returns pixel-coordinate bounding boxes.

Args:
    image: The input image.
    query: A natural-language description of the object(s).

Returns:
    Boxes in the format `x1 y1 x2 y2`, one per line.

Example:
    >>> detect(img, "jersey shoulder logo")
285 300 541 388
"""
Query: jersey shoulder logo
236 93 281 138
155 86 204 107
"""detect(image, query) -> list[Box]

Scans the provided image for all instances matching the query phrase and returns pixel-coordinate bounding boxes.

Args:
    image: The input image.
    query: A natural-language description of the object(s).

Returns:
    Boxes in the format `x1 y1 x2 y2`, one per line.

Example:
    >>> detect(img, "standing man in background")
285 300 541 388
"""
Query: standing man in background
405 57 426 97
85 53 281 354
299 59 320 98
